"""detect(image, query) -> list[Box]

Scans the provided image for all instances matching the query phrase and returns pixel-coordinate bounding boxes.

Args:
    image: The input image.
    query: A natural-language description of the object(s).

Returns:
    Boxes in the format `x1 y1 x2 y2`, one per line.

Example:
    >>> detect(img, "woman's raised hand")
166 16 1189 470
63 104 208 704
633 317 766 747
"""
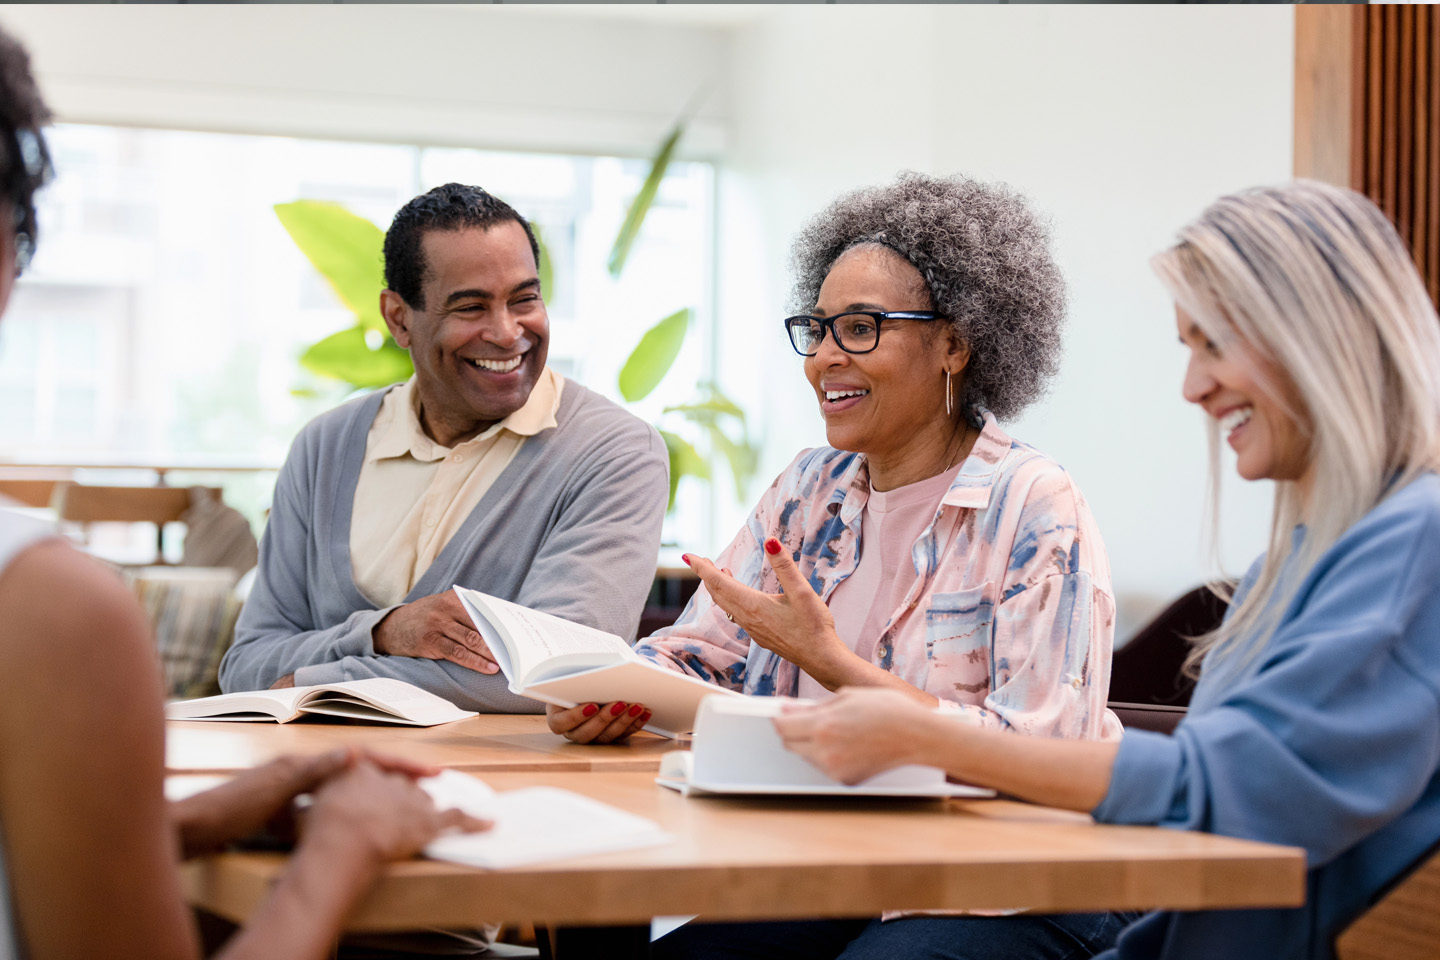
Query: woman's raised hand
772 687 936 784
686 538 852 684
546 701 652 744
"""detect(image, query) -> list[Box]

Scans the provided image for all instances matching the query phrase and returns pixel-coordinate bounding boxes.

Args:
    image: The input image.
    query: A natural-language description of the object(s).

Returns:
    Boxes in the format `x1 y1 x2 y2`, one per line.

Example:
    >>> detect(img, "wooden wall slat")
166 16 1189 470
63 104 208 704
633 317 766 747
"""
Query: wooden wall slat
1413 7 1428 270
1399 7 1415 245
1352 6 1369 193
1368 6 1384 201
1429 8 1440 304
1383 5 1400 222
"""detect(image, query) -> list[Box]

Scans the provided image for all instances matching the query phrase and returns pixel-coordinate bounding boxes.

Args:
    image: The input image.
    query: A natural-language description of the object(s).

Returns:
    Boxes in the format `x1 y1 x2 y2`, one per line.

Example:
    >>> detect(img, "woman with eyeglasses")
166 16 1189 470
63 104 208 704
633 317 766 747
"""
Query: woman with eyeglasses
548 172 1130 958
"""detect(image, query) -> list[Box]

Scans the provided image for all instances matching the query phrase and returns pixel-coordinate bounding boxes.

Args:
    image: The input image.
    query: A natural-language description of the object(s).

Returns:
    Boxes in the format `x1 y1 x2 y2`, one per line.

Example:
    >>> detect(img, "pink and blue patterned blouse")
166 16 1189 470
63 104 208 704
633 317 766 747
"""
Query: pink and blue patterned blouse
636 410 1122 742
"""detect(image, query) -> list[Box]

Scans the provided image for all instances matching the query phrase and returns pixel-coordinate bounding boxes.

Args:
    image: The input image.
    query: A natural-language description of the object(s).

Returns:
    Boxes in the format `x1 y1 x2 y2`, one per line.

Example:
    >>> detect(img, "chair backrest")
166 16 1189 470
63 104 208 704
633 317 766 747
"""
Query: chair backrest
1108 702 1187 736
1335 844 1440 960
0 477 60 508
1110 584 1231 708
52 482 214 524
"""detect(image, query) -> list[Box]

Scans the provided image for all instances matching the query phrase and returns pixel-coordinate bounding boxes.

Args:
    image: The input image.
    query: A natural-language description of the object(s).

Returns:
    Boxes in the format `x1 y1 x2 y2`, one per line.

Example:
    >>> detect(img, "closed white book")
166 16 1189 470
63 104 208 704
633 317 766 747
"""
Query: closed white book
453 586 744 737
657 695 995 799
165 677 477 727
421 770 672 869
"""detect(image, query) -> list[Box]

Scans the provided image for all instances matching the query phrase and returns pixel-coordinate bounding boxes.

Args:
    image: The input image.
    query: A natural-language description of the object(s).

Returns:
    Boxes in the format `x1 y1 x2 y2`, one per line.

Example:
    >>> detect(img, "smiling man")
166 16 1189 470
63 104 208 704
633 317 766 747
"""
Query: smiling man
219 183 669 712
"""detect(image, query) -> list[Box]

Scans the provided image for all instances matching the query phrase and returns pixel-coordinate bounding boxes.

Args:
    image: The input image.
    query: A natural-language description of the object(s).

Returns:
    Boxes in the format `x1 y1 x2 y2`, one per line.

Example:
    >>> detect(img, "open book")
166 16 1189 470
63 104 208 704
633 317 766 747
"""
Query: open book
657 695 995 798
421 769 672 869
453 586 744 738
165 677 477 726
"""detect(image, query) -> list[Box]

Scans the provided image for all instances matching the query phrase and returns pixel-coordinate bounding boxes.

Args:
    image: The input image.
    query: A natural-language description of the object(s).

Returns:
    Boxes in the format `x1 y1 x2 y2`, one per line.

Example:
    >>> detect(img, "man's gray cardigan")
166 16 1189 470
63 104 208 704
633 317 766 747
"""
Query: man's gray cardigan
219 380 669 712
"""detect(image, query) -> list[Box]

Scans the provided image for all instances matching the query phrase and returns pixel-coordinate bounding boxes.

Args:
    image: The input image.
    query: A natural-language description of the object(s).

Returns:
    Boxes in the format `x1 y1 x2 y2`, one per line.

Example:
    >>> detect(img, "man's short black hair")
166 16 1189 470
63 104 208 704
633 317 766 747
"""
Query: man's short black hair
0 25 53 273
383 182 541 309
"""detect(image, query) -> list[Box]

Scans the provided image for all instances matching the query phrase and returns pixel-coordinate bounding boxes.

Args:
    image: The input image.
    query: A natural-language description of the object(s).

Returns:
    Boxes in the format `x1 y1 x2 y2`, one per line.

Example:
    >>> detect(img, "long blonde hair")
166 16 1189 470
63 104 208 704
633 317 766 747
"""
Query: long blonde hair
1151 181 1440 675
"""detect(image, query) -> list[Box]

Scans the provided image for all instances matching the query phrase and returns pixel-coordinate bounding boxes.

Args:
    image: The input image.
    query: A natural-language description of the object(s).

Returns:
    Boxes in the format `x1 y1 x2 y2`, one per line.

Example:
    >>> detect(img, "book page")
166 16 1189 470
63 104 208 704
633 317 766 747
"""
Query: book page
164 687 306 722
524 660 747 737
299 678 476 727
453 587 631 687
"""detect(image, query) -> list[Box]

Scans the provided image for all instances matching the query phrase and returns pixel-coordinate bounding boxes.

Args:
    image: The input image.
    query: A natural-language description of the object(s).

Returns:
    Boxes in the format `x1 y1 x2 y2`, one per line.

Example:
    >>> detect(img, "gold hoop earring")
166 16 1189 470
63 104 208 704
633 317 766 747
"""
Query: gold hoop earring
945 370 953 419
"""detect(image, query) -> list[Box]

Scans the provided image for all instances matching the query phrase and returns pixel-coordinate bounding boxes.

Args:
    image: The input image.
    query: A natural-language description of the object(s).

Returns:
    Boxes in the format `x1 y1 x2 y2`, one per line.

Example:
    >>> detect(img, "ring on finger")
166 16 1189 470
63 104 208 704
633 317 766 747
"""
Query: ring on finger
724 611 736 623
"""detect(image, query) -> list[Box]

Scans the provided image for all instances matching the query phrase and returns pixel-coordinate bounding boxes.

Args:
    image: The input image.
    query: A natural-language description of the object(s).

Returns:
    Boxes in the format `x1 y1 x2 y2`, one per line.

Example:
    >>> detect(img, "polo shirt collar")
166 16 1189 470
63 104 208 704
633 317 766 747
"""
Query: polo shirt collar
367 368 562 464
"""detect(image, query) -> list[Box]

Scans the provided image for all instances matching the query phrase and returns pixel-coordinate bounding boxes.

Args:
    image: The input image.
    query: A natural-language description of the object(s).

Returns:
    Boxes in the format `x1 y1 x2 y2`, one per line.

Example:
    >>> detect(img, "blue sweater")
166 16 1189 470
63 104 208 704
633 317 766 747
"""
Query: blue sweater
1093 474 1440 960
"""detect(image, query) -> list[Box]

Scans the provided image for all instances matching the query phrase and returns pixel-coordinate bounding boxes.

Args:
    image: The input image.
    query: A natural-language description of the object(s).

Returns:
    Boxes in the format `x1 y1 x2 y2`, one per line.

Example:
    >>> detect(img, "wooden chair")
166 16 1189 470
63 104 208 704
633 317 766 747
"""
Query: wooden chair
1336 844 1440 960
0 477 60 508
52 482 220 564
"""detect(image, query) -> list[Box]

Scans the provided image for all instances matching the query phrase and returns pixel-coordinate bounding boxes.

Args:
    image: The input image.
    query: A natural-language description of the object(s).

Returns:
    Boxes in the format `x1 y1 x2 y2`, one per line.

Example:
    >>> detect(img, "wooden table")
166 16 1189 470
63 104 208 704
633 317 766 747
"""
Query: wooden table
183 769 1306 931
166 715 676 774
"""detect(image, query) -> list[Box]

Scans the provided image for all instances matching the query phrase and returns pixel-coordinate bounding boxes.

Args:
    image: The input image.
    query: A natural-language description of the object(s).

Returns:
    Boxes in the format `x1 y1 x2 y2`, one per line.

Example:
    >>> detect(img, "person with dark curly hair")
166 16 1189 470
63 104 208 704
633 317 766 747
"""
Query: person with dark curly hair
0 24 487 960
219 182 669 715
547 172 1128 955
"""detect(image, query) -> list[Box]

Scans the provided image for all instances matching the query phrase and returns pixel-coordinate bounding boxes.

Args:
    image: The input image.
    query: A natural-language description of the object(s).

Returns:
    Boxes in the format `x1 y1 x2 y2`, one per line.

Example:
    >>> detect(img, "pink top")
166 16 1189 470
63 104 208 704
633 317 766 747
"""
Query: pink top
797 463 962 699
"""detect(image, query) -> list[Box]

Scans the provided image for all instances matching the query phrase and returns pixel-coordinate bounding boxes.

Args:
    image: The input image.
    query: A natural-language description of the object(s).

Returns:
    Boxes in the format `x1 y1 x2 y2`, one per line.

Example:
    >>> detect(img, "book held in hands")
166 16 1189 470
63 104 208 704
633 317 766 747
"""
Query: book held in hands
165 676 477 726
453 585 745 737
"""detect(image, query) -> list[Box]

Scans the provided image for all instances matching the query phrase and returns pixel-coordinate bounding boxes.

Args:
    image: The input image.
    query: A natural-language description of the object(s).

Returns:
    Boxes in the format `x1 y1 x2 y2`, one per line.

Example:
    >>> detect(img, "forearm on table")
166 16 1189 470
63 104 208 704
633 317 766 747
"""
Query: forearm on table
213 832 382 960
913 713 1118 811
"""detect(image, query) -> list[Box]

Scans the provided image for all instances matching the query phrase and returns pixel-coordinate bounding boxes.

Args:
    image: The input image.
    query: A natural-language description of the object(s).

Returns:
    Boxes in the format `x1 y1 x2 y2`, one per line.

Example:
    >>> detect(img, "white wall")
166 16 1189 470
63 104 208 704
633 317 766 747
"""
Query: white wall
716 6 1294 635
2 4 1298 634
0 5 731 157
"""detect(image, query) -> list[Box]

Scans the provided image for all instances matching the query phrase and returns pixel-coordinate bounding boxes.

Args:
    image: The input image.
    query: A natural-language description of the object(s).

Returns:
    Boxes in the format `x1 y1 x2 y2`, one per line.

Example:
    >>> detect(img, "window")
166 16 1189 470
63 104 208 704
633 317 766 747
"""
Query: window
3 124 714 544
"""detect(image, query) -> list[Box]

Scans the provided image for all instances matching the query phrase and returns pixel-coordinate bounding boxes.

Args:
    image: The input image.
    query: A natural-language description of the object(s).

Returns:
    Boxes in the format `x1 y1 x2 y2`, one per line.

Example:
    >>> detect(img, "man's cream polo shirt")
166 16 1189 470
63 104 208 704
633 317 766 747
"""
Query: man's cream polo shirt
350 368 563 607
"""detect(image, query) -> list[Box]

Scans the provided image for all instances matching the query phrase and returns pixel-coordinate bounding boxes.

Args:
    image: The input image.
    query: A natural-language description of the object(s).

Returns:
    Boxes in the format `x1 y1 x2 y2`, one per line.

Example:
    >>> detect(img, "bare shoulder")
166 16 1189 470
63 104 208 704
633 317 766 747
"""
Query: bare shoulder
0 540 157 698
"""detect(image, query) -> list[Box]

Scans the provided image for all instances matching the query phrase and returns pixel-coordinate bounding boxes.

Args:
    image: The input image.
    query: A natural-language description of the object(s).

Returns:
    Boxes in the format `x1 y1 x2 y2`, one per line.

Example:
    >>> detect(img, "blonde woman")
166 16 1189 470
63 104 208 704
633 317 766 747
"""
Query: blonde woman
774 181 1440 960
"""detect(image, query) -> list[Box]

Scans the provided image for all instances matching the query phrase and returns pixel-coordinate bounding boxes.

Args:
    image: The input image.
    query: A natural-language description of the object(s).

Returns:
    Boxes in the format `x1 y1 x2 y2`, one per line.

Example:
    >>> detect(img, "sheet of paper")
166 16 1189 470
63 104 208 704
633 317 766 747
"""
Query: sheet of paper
421 770 672 869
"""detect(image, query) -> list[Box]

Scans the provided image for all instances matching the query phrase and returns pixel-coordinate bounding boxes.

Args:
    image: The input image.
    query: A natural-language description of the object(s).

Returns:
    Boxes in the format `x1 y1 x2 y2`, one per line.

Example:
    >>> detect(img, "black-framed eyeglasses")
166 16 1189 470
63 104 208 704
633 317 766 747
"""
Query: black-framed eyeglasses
783 311 945 356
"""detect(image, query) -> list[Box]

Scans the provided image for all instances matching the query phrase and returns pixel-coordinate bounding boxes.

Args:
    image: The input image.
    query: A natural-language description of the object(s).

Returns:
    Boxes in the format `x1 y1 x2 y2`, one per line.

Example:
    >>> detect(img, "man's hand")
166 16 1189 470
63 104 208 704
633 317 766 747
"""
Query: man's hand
372 591 500 675
270 674 295 689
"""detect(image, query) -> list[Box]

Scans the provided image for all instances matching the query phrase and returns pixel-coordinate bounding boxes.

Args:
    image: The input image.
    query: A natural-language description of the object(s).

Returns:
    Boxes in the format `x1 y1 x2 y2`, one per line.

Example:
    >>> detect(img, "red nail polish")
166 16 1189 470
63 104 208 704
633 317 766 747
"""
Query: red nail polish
641 711 652 723
765 538 782 555
582 703 599 717
628 703 643 717
611 702 627 716
681 554 692 566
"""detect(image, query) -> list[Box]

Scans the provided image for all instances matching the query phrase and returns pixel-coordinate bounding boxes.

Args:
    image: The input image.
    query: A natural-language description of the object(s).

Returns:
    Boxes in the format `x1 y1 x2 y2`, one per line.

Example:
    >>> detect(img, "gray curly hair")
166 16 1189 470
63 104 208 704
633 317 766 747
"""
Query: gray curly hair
789 172 1066 420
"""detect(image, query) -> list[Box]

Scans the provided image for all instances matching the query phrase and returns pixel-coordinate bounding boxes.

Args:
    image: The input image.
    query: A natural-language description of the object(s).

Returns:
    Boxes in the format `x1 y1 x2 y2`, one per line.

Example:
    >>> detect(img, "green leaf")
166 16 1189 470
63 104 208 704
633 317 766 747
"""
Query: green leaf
706 424 759 498
531 222 556 306
662 396 747 427
658 428 709 510
608 124 683 279
275 201 387 333
618 307 691 402
299 326 414 388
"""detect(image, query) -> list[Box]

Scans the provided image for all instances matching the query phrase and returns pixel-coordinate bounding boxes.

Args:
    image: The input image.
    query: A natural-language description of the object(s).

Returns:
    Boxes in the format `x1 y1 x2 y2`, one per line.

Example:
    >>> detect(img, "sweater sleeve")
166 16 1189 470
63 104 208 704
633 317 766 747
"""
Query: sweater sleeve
218 428 394 693
511 423 669 640
1092 499 1440 868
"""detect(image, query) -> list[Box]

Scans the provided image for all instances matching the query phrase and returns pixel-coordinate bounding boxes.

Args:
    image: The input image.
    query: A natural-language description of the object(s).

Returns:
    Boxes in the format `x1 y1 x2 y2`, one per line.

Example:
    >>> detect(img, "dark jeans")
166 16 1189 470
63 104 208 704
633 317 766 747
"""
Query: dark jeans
648 911 1142 960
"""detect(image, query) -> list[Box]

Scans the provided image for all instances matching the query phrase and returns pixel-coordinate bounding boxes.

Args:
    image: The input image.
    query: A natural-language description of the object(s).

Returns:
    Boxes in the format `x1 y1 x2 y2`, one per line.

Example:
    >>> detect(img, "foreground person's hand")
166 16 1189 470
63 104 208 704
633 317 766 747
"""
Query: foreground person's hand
303 759 490 865
546 701 651 743
172 749 447 859
772 687 937 784
372 591 501 675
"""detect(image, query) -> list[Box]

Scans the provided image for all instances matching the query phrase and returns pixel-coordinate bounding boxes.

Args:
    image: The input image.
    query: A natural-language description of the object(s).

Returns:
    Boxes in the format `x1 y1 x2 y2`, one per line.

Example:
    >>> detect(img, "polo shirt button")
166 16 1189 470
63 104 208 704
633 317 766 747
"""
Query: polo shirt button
452 454 464 463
